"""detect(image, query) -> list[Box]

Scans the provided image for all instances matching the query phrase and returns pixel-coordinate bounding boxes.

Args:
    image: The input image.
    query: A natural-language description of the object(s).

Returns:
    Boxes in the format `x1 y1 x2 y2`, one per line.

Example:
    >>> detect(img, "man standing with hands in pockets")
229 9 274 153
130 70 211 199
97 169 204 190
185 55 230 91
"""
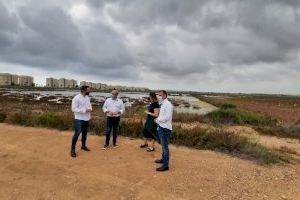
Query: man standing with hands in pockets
155 90 173 172
102 89 125 149
70 85 92 158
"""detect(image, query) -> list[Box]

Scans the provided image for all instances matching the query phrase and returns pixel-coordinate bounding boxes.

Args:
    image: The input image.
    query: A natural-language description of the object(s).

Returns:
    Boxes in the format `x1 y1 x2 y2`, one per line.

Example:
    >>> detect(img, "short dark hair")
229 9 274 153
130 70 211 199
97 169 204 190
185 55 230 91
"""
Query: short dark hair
81 85 89 92
159 90 168 96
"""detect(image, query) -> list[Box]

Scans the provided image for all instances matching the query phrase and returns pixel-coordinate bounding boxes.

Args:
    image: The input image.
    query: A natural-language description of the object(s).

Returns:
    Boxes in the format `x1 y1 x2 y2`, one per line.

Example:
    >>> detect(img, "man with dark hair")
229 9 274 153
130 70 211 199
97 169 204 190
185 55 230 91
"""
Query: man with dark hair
154 90 173 172
70 85 92 157
102 89 125 149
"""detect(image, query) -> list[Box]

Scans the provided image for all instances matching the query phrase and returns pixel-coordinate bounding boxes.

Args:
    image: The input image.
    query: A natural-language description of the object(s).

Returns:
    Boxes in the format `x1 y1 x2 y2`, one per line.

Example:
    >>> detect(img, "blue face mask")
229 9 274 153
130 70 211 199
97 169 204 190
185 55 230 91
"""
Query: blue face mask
112 95 117 100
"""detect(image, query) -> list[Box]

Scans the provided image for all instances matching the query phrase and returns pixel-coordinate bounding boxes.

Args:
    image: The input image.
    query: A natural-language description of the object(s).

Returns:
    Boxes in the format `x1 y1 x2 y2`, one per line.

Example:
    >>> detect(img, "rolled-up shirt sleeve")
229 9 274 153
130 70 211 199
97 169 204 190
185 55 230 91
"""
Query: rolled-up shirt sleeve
102 99 108 113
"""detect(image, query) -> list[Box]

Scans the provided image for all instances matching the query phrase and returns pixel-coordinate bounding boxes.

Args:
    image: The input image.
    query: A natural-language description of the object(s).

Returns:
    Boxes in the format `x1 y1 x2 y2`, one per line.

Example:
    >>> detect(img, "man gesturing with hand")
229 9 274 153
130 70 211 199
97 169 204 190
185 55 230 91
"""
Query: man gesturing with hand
70 85 92 158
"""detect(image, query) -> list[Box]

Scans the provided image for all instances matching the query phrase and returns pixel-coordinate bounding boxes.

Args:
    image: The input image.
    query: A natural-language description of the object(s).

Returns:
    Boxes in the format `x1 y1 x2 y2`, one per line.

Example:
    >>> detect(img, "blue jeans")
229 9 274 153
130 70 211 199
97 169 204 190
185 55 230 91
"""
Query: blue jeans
158 126 172 167
71 119 89 151
105 116 120 145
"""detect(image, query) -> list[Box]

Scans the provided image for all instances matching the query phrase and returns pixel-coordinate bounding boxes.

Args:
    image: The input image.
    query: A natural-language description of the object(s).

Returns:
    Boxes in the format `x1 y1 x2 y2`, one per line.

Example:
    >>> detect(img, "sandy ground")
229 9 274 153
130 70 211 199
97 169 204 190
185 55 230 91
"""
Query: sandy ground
0 123 300 200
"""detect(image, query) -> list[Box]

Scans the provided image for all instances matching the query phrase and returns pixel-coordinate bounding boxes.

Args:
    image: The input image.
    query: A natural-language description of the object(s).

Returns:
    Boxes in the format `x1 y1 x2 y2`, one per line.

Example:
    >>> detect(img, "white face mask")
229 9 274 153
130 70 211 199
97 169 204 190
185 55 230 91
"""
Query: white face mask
158 96 163 104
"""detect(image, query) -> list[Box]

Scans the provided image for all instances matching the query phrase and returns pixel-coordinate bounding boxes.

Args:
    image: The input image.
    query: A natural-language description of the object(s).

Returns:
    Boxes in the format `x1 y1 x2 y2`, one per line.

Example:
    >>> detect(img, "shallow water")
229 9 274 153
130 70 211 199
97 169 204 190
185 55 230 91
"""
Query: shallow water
2 90 217 115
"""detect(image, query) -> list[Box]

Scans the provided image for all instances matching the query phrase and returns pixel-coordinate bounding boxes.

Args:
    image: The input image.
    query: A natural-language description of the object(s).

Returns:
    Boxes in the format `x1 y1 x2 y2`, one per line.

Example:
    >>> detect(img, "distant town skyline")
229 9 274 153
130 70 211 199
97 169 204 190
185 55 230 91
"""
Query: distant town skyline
1 1 300 95
1 72 149 92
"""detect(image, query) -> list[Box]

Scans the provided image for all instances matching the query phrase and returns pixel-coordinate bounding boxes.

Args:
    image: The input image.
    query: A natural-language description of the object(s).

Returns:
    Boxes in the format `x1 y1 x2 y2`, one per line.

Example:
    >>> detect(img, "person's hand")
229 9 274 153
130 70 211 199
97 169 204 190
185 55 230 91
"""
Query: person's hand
144 110 149 114
109 112 115 117
86 108 92 112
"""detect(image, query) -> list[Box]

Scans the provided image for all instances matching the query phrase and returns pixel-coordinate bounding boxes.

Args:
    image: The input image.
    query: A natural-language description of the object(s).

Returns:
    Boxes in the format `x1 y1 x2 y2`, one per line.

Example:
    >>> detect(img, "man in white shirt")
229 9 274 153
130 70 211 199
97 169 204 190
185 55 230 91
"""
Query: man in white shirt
70 86 92 158
102 89 125 149
154 90 173 172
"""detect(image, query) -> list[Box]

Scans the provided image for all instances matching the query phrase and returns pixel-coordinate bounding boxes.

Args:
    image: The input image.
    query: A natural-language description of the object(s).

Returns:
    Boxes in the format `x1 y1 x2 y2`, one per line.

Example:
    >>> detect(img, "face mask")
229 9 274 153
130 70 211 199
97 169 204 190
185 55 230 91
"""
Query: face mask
158 96 163 104
112 95 117 100
85 92 90 96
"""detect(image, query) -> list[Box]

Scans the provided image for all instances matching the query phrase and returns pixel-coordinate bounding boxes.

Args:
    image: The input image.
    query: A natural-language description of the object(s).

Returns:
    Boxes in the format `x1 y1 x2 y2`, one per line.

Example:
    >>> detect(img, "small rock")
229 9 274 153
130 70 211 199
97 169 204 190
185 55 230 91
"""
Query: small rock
281 195 288 200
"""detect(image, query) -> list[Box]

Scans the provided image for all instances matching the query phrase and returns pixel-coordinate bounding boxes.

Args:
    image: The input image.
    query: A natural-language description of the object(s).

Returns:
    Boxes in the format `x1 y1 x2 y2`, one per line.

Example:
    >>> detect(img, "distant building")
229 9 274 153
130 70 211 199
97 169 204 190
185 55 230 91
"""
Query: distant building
65 79 72 88
0 73 12 86
0 73 34 86
11 74 19 85
46 78 59 88
80 81 93 88
46 78 77 88
80 81 87 87
71 79 78 88
79 81 149 91
19 75 34 86
58 78 66 88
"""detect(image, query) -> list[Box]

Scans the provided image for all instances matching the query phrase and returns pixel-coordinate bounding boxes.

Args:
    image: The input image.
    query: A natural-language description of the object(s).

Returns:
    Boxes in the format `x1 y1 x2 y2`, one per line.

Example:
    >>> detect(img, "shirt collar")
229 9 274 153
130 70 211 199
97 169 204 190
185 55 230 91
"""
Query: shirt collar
161 98 168 104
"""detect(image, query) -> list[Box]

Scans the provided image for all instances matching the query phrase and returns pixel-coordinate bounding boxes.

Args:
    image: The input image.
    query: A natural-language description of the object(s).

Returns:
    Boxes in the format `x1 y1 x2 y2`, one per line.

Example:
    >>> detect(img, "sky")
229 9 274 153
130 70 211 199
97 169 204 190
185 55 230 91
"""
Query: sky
0 0 300 94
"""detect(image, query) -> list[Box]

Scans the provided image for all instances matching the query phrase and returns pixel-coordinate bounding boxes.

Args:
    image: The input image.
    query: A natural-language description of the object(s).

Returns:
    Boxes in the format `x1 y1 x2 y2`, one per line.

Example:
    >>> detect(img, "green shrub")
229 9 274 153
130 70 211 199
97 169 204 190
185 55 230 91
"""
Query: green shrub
0 112 7 123
34 113 70 130
4 109 289 164
220 104 236 109
173 112 206 123
88 118 106 135
255 125 300 139
119 119 144 138
171 125 289 164
243 138 290 164
207 108 275 126
7 112 33 126
172 126 246 152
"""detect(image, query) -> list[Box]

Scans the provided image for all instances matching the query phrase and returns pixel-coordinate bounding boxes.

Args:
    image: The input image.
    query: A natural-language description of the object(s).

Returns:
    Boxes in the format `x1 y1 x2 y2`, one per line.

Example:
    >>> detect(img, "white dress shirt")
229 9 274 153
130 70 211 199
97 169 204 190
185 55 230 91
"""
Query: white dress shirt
102 97 125 117
156 98 173 130
71 94 92 121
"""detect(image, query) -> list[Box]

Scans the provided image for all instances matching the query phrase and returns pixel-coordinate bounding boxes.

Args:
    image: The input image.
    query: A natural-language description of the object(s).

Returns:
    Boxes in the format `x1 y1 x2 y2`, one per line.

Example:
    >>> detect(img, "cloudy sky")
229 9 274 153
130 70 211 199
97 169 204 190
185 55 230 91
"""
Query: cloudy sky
0 0 300 94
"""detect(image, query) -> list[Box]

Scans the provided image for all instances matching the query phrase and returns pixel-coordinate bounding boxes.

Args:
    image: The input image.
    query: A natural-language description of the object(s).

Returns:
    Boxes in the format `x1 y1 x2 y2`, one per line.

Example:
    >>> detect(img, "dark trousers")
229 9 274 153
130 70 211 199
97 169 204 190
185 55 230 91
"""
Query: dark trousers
71 119 89 151
158 126 172 167
105 116 120 145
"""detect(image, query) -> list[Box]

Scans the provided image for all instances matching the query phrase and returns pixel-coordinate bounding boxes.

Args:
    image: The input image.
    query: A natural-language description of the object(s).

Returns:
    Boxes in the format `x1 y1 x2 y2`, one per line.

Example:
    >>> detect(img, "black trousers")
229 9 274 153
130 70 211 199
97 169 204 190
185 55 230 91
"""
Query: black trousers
71 119 89 151
105 116 120 145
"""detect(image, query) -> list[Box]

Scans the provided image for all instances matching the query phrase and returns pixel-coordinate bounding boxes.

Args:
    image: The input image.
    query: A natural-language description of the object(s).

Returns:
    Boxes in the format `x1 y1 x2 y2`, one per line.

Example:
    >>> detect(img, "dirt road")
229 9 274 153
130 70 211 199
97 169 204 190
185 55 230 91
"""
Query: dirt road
0 124 299 200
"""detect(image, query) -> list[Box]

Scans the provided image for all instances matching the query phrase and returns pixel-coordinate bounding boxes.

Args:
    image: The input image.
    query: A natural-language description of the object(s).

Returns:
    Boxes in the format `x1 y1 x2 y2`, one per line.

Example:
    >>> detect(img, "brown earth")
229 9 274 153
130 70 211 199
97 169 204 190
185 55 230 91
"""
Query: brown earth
200 96 300 123
0 123 300 200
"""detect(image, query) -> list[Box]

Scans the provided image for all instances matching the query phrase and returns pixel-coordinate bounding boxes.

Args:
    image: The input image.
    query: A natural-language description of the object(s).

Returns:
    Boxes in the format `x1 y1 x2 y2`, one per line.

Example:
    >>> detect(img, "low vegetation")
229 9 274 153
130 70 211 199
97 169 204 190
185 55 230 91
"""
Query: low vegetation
255 125 300 140
1 111 292 164
0 112 7 123
206 106 276 126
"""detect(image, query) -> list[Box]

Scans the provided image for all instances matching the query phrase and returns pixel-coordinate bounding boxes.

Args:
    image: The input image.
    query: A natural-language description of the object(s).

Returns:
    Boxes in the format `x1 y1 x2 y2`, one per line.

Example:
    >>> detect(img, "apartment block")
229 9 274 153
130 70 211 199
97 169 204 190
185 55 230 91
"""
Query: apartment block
0 73 12 86
18 75 34 86
46 78 59 88
0 73 34 86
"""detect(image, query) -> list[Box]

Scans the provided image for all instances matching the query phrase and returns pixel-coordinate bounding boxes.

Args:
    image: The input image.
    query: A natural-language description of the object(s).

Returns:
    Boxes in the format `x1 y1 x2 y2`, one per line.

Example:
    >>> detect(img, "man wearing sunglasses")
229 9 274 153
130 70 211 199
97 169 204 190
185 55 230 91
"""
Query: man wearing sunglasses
102 89 125 149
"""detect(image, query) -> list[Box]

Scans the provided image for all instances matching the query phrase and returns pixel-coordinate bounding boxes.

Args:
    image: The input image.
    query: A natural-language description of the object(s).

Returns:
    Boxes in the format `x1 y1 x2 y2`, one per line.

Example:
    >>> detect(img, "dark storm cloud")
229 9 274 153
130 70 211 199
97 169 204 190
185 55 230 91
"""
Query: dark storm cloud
0 0 300 93
99 0 300 76
0 2 19 48
0 0 137 79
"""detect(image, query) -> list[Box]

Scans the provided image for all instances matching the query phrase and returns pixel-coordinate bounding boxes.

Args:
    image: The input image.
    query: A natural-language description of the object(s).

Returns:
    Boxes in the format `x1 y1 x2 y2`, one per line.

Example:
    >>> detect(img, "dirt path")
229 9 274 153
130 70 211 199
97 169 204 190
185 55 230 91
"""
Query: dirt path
0 123 299 200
